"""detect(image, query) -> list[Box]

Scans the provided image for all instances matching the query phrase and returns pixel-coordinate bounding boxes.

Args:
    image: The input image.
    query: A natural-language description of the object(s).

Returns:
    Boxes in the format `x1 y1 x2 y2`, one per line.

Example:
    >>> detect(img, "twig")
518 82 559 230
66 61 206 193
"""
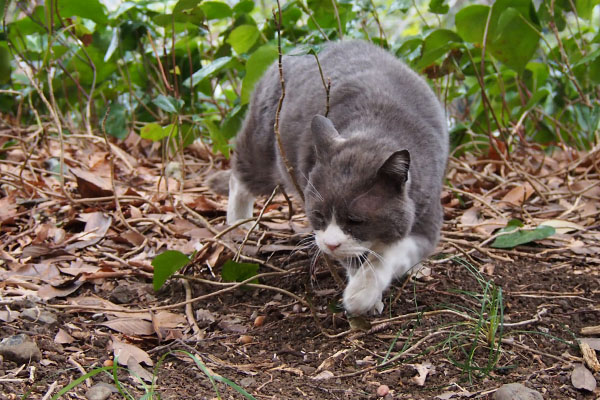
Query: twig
183 279 203 337
68 357 92 388
235 185 280 261
273 2 305 203
330 0 343 39
40 380 58 400
100 107 141 235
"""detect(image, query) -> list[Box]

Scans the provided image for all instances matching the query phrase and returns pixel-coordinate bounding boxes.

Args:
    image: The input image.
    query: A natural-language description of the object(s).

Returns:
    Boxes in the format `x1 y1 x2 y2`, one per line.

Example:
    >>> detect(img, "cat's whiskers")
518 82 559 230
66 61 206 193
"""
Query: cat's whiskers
299 171 324 201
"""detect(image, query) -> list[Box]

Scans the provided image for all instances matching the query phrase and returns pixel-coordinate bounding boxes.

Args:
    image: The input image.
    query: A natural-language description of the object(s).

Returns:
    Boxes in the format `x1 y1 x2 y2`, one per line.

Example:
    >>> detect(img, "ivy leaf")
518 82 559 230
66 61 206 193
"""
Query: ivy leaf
455 5 490 43
416 29 463 69
429 0 449 14
152 95 182 114
140 123 168 141
221 260 259 283
233 0 255 14
152 250 190 291
227 25 260 54
200 1 232 20
57 0 108 24
491 225 555 248
183 57 233 88
104 102 128 140
241 45 278 104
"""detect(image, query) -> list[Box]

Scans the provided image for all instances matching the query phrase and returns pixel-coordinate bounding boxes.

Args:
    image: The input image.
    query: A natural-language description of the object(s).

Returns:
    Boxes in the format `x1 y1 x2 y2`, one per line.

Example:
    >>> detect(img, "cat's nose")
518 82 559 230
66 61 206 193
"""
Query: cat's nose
325 242 341 252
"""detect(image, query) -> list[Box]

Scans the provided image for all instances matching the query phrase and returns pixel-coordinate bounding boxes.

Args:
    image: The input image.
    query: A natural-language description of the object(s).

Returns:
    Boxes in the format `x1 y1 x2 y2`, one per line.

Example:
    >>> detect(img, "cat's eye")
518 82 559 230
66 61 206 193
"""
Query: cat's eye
310 211 326 228
347 215 365 225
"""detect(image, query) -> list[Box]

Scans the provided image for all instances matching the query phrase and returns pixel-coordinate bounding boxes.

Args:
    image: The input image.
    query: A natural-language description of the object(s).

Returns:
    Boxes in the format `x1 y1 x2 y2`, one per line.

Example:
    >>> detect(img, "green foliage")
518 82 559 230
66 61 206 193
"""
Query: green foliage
221 260 260 283
152 250 191 291
491 221 556 248
1 0 598 156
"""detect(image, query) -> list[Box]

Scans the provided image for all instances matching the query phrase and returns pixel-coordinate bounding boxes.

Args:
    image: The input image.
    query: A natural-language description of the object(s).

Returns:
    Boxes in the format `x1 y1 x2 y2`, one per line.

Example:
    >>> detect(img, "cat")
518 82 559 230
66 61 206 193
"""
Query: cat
224 40 448 315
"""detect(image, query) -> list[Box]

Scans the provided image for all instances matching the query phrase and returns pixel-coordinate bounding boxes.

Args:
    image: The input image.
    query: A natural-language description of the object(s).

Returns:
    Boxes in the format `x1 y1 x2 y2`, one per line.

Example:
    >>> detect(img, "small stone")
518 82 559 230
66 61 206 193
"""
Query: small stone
85 383 118 400
377 384 390 397
493 383 543 400
21 308 57 324
0 334 42 364
239 377 255 388
109 285 135 304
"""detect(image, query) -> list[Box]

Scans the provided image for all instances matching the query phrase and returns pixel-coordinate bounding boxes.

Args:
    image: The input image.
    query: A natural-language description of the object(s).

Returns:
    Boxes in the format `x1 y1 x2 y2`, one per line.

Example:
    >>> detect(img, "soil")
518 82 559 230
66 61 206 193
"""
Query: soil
1 136 599 399
2 246 599 399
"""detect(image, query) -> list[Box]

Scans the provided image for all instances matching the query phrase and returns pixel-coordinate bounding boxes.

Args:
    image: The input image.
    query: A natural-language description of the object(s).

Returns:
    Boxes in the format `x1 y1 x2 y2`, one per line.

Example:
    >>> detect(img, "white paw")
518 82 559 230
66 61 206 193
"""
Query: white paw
343 276 384 315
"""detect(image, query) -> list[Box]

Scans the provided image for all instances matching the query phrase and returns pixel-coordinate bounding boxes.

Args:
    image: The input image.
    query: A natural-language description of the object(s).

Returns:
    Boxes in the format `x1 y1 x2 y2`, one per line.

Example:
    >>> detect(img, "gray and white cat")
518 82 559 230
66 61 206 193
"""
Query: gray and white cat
226 40 448 315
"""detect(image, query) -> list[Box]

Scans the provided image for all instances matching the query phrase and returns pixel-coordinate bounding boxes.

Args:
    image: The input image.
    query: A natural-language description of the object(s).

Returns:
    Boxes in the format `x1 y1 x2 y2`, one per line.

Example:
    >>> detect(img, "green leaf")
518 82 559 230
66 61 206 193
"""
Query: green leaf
491 225 555 248
220 105 247 139
489 7 538 72
416 29 463 69
203 119 230 156
522 88 550 111
455 5 490 43
104 102 128 140
429 0 449 14
152 250 191 291
575 0 600 19
221 260 259 283
241 45 278 104
200 1 232 20
152 95 182 114
183 56 233 88
233 0 255 14
141 123 168 141
174 0 201 13
227 25 260 54
57 0 108 24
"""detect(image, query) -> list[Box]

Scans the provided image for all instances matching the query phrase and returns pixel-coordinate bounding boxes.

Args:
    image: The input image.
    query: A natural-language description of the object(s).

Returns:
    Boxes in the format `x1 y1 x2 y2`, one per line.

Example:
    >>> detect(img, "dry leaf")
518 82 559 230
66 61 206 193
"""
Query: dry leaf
411 362 433 386
311 370 334 380
127 357 154 384
65 212 112 251
316 349 349 373
500 183 534 206
539 219 584 234
54 328 75 344
459 206 481 226
101 318 154 336
70 167 113 198
571 363 596 392
38 281 84 299
110 337 153 366
579 338 600 351
580 342 600 372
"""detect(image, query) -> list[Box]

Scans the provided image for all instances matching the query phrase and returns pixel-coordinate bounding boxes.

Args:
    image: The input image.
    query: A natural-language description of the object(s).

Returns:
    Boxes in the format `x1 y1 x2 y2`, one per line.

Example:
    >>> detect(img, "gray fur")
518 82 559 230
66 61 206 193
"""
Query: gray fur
233 40 448 253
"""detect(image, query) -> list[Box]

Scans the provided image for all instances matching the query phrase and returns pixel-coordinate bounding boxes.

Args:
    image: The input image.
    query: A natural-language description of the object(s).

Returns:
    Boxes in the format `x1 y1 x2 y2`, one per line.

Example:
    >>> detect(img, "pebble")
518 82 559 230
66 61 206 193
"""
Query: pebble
0 334 42 363
21 308 57 325
85 383 118 400
377 384 390 397
493 383 543 400
240 377 255 388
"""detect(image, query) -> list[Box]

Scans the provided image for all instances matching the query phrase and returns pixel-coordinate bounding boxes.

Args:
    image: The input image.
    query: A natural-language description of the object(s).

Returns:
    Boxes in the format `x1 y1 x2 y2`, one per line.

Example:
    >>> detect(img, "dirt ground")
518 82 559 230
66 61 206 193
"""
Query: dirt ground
1 134 600 399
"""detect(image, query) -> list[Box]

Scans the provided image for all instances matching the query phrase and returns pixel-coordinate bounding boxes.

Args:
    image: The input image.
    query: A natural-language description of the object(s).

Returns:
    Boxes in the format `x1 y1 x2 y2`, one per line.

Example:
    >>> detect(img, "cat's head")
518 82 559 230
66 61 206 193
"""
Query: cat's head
305 115 415 259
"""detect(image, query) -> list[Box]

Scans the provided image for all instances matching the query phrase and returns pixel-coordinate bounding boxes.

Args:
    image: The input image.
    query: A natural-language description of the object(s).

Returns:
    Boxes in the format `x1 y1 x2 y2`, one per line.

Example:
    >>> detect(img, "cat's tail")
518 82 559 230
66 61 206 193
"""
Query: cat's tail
206 170 231 196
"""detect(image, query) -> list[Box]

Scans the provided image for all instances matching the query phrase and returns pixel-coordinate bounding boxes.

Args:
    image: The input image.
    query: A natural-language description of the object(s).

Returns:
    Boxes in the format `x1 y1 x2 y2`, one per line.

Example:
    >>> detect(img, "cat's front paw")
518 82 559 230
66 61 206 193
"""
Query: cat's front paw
343 275 384 315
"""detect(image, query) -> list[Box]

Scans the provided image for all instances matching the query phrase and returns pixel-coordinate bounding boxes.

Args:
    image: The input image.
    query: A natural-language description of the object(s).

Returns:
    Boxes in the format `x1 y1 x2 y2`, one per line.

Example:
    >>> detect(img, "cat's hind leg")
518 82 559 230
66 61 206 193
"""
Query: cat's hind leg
227 172 255 226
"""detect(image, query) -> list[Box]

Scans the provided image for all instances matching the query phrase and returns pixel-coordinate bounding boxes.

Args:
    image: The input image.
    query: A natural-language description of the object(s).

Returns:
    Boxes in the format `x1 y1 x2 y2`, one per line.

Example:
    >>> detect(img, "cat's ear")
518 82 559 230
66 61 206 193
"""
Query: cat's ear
377 150 410 188
311 115 341 159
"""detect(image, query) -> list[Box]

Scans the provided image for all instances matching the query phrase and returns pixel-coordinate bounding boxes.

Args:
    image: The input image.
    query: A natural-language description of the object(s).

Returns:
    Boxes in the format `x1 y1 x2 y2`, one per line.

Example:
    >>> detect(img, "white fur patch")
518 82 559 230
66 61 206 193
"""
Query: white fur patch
342 235 426 315
227 173 255 226
315 217 368 258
